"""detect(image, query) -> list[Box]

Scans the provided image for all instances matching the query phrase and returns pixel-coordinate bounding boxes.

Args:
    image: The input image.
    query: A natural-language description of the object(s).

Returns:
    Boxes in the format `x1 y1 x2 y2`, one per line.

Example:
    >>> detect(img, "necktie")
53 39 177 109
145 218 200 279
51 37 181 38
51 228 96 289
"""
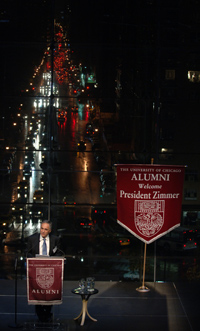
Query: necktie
42 238 47 255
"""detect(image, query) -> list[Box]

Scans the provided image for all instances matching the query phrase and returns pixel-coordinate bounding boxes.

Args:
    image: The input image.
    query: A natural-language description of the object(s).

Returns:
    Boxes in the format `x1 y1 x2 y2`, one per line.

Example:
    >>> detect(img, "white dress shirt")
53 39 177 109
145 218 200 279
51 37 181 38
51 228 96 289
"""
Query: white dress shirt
39 235 50 255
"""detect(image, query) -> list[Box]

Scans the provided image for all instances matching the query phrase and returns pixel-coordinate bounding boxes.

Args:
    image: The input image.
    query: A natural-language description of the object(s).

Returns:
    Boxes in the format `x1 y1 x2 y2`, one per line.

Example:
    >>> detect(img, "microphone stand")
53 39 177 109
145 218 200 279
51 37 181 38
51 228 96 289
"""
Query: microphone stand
8 253 22 329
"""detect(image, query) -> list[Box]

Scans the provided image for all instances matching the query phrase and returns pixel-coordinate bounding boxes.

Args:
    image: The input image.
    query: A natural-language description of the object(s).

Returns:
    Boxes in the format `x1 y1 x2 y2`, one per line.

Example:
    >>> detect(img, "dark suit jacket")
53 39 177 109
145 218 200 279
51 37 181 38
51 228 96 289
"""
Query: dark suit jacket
27 233 61 257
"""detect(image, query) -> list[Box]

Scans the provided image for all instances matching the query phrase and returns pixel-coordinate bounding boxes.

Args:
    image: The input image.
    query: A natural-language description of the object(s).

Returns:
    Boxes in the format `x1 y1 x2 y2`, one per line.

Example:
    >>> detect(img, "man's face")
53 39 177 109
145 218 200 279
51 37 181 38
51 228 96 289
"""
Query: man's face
40 223 51 238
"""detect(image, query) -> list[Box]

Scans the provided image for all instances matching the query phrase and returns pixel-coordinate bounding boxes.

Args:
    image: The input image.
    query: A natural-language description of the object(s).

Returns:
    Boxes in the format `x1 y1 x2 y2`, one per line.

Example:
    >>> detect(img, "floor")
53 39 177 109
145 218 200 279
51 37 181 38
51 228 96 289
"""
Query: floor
0 280 199 330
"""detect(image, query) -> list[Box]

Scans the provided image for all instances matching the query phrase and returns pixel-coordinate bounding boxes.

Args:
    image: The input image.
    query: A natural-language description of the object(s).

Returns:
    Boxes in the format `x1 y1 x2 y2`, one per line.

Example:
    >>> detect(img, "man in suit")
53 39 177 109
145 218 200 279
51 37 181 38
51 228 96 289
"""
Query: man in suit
27 220 61 257
27 220 62 323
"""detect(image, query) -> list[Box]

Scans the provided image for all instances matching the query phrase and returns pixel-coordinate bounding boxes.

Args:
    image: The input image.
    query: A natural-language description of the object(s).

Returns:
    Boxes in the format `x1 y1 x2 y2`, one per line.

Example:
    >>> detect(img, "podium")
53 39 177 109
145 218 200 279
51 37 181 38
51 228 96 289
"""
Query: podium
26 257 65 305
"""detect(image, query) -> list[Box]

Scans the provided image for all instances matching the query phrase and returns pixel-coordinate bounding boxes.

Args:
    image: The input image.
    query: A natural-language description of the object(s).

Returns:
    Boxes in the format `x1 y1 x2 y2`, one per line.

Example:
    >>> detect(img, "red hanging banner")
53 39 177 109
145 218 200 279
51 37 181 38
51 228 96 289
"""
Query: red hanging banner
117 164 185 244
27 257 65 305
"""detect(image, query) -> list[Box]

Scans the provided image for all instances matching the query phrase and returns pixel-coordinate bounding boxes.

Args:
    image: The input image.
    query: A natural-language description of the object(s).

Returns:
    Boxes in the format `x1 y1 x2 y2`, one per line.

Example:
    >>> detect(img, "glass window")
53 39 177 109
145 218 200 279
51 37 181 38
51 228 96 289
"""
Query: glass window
0 0 200 284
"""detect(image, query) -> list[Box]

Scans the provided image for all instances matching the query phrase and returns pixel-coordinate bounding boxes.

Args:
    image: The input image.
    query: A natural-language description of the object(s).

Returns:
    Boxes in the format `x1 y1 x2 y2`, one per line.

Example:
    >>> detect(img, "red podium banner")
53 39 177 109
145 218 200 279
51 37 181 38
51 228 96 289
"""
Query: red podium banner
117 164 185 244
27 257 65 305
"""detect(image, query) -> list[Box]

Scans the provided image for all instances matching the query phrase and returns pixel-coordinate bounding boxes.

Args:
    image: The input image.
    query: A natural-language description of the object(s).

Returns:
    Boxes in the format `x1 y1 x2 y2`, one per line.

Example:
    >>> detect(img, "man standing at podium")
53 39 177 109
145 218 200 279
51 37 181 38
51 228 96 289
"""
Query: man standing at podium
27 220 61 322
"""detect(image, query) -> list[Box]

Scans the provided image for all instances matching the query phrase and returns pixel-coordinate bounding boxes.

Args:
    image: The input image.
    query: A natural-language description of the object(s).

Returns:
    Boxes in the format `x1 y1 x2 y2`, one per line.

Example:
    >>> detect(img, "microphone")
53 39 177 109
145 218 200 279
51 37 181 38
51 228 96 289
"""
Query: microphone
52 245 66 257
26 238 42 258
